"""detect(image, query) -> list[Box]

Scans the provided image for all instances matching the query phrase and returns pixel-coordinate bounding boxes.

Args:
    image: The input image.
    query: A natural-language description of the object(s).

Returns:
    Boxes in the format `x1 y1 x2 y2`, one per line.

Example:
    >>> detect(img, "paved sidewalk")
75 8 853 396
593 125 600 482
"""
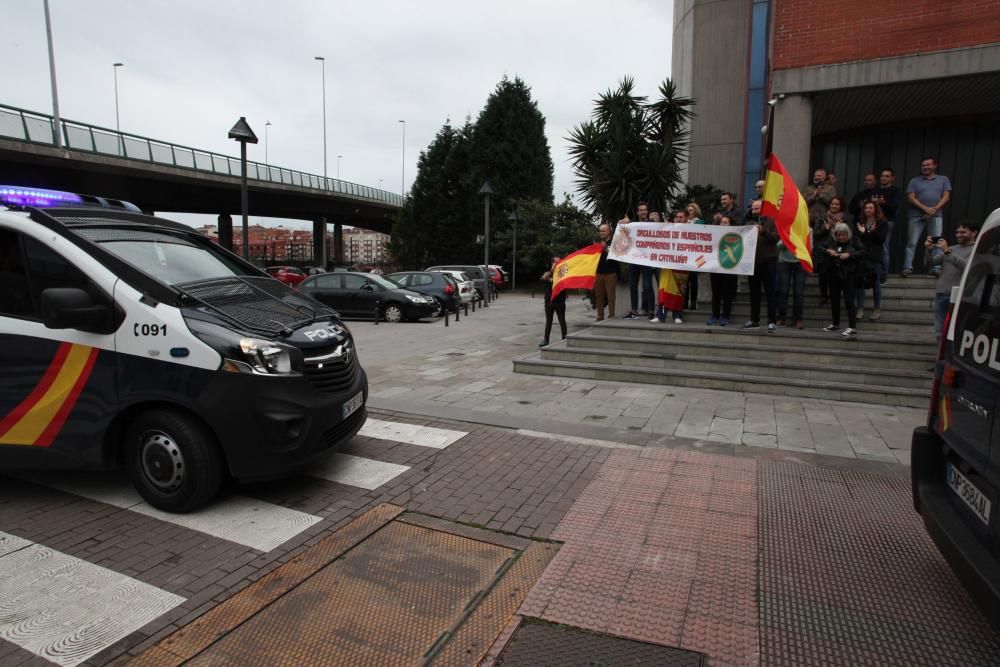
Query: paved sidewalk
358 291 923 466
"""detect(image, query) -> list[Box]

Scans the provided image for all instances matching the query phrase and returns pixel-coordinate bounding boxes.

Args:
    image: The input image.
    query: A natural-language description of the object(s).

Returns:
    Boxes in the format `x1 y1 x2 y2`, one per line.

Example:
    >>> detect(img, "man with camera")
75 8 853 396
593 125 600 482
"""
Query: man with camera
903 157 952 276
925 221 978 337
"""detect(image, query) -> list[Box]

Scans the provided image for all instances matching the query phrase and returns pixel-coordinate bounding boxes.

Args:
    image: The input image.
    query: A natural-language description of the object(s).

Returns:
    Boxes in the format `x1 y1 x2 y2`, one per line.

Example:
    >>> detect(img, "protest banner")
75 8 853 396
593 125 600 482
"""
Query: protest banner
607 222 758 275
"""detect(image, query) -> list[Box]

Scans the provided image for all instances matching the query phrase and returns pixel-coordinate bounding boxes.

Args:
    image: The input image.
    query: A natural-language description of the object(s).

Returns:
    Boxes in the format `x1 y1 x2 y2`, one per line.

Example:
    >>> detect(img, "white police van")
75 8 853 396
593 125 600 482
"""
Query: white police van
912 207 1000 627
0 186 367 512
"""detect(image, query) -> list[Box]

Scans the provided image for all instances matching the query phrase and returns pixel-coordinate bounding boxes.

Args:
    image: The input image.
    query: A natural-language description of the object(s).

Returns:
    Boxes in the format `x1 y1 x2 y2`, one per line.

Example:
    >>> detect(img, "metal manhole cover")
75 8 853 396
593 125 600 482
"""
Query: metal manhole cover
496 621 705 666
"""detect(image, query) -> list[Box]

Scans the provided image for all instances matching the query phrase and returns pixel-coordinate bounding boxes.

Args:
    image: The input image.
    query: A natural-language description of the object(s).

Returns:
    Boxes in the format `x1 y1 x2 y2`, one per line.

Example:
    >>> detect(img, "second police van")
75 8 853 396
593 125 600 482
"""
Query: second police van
0 186 367 512
912 207 1000 628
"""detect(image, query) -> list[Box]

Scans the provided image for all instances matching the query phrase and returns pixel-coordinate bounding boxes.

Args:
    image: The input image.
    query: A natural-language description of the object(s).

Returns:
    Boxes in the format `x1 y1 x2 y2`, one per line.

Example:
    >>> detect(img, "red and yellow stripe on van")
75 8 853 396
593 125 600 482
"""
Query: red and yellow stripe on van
0 343 99 447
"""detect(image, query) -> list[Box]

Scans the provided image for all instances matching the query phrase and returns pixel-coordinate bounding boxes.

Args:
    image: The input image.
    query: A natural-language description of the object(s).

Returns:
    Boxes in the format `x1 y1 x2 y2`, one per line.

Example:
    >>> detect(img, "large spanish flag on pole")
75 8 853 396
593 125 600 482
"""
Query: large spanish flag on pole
761 153 813 273
551 243 604 299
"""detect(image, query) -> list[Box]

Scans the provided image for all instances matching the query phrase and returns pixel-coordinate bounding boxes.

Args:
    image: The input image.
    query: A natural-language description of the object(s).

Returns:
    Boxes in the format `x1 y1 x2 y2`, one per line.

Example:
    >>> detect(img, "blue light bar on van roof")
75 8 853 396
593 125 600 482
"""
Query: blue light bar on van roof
0 186 84 208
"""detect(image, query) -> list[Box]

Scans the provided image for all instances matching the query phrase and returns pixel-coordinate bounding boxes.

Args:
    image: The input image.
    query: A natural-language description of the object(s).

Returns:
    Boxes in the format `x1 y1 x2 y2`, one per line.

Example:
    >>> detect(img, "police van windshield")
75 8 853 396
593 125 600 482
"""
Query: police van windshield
86 230 256 286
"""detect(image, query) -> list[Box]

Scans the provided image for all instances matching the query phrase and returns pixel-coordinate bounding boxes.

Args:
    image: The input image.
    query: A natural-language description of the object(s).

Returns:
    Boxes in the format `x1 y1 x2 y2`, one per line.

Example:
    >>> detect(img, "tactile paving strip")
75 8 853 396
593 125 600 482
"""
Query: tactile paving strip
185 521 513 665
759 462 1000 666
493 620 706 666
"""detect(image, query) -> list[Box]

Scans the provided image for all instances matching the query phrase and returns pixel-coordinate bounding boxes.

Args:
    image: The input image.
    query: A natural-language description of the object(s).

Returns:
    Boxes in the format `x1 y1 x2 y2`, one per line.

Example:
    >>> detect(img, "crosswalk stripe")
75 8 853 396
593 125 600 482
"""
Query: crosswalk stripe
359 418 467 449
0 530 184 667
20 472 321 553
312 453 410 490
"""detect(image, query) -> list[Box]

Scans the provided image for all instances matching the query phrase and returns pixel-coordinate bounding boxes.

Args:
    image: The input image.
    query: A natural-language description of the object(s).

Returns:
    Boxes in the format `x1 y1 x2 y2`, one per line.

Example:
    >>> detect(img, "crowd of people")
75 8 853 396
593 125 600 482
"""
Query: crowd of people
541 156 963 343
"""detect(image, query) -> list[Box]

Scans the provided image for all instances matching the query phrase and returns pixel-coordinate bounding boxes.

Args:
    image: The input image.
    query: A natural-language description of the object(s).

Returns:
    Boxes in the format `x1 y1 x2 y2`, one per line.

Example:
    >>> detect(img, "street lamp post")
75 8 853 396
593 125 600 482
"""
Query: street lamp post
507 211 518 290
337 154 342 180
398 120 406 196
264 120 271 168
42 0 62 148
228 117 259 261
315 56 327 181
479 182 494 308
113 62 123 155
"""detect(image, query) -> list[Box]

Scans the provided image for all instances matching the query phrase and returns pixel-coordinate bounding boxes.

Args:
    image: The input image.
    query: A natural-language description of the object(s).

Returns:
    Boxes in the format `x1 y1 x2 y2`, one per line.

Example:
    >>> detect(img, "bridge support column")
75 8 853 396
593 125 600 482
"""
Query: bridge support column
334 222 344 264
218 213 233 251
313 216 328 269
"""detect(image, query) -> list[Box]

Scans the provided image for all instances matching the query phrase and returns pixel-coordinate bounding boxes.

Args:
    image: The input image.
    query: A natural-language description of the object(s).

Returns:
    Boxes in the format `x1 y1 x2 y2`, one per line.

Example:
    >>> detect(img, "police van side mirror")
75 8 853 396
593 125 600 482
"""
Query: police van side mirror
40 288 112 333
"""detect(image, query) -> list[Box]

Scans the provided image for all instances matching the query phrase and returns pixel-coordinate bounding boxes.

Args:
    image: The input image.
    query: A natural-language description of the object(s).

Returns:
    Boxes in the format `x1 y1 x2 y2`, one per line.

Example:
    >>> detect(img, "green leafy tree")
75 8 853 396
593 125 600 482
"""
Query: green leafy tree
471 76 554 210
389 119 478 268
567 77 694 221
491 197 598 284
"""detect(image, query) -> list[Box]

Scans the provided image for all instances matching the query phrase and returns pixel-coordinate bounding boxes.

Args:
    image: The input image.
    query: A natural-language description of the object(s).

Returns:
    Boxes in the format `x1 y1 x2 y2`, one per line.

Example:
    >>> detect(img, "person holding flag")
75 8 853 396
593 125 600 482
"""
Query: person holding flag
760 154 814 275
540 256 568 347
550 223 615 321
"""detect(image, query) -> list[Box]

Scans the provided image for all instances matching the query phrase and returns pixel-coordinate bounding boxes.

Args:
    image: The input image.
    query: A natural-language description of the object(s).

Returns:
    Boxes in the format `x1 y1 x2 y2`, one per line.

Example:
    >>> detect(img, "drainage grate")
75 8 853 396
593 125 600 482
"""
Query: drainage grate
495 621 705 666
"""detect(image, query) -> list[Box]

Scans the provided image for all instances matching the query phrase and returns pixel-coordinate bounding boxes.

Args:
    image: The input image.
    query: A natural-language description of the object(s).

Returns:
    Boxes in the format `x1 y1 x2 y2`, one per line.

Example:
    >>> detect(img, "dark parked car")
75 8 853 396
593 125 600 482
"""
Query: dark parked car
387 271 462 314
425 265 491 299
299 271 438 322
264 265 306 287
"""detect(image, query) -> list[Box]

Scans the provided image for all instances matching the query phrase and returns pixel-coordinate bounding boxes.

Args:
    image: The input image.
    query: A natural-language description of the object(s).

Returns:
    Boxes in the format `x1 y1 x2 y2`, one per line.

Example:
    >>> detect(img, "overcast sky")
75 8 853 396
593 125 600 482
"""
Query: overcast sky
5 0 674 229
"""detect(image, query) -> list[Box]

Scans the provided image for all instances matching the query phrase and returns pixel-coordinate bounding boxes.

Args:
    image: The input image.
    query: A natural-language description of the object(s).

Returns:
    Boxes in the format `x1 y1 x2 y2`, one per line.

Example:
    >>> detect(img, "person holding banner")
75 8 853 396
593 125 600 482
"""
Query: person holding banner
594 222 618 321
622 202 656 320
741 211 780 333
707 214 739 326
540 256 568 347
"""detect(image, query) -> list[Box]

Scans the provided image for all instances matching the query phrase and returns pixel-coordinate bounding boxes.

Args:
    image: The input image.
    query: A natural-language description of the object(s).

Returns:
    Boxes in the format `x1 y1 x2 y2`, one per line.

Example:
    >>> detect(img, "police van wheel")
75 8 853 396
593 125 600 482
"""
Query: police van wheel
126 409 223 513
383 304 403 322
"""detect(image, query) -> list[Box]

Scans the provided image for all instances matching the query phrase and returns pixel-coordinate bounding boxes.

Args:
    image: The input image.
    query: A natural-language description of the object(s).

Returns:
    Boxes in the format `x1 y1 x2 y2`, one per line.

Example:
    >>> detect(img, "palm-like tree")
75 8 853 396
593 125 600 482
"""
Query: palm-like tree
568 77 693 221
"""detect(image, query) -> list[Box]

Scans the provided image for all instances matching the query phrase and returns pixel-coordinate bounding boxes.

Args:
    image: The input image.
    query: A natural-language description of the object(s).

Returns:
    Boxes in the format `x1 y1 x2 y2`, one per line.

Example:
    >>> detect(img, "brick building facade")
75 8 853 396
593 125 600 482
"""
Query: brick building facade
673 0 1000 250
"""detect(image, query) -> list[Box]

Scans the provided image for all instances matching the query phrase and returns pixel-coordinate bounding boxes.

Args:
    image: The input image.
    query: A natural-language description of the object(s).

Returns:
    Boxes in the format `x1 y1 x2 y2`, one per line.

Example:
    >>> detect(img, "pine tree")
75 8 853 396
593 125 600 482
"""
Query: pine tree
471 76 554 208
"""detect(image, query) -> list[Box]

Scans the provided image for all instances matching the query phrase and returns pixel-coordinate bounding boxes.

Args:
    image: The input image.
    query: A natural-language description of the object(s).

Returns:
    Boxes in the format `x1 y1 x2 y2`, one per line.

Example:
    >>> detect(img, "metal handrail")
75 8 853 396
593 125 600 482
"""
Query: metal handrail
0 102 403 207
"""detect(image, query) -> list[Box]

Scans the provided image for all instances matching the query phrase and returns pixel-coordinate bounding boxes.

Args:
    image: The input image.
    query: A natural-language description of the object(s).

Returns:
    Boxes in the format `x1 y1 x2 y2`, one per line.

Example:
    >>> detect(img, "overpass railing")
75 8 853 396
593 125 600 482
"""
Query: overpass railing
0 103 403 207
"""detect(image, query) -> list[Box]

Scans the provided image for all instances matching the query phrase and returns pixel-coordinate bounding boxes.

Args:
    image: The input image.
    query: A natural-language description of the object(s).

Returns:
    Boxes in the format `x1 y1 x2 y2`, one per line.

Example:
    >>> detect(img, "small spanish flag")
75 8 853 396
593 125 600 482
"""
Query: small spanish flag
551 243 604 299
658 269 688 312
761 153 813 273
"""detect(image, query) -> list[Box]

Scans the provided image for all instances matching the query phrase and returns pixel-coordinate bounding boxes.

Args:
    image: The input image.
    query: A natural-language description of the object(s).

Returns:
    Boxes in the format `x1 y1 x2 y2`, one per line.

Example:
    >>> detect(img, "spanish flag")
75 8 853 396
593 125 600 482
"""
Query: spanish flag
761 153 813 272
658 269 688 312
551 243 604 299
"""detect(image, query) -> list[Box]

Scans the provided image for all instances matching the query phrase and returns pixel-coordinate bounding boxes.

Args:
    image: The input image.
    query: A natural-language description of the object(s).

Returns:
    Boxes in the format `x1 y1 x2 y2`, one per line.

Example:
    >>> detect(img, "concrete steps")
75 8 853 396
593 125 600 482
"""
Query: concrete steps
568 332 934 371
514 354 931 408
512 275 940 406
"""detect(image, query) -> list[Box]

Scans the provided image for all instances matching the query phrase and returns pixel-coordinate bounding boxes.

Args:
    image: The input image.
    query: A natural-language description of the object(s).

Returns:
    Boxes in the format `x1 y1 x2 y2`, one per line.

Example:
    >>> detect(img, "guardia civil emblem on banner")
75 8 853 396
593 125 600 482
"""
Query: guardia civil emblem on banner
718 233 744 270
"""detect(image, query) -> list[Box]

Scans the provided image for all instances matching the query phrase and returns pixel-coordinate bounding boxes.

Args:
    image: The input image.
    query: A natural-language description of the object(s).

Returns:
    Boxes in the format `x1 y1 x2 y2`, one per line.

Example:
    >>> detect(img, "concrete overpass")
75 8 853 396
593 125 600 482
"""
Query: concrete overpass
0 103 403 264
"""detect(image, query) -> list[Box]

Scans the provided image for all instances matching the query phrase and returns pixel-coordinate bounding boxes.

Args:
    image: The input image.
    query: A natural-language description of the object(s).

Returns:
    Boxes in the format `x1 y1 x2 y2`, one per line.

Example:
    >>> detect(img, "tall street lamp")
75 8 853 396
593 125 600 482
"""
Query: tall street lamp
315 56 327 180
337 154 342 180
398 119 406 196
113 62 123 155
507 211 518 290
43 0 62 148
479 182 494 308
264 120 272 170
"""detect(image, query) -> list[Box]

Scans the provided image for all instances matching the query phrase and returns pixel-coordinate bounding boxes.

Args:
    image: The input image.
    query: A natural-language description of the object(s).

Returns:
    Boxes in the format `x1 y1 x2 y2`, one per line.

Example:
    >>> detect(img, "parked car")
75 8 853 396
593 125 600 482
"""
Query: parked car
299 271 438 322
425 265 490 299
430 270 476 304
912 207 1000 628
489 265 509 289
387 271 462 315
264 265 307 287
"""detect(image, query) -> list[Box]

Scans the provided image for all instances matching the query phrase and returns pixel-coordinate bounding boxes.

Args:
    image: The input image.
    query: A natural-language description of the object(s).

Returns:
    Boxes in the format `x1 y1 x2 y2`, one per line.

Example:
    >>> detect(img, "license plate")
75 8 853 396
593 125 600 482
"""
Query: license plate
343 391 364 419
947 463 992 526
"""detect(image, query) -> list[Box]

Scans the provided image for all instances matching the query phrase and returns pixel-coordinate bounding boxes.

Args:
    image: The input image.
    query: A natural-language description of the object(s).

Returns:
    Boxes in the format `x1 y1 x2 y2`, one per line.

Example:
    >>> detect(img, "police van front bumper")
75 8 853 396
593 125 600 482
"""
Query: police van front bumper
912 426 1000 628
197 366 368 481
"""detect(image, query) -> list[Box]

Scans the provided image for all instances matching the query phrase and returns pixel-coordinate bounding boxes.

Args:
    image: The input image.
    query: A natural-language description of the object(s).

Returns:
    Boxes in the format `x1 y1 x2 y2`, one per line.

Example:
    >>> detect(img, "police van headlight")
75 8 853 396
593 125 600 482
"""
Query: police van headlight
237 338 297 375
186 318 303 376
